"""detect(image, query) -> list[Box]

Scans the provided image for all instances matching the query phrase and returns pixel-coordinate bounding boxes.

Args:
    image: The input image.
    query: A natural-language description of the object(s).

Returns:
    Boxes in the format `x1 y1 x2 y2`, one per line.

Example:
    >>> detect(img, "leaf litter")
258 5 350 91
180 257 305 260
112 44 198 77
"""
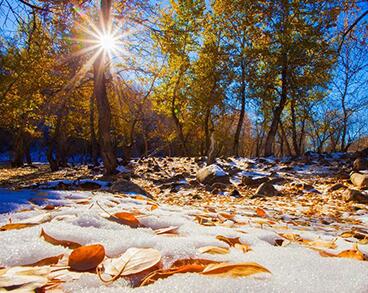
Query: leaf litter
0 156 368 291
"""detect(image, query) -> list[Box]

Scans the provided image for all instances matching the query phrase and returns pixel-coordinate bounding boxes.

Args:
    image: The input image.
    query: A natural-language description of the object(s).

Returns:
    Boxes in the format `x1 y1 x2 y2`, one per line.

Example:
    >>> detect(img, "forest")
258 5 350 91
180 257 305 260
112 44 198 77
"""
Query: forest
0 1 368 292
0 0 366 174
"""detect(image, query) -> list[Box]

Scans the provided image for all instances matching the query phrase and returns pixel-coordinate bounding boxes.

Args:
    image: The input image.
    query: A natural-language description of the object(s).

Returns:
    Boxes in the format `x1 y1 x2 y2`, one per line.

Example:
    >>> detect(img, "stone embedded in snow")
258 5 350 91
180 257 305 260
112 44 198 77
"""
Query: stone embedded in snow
78 181 102 191
353 158 368 171
342 189 368 203
110 179 152 199
350 172 368 189
327 183 347 192
253 182 280 197
241 176 269 187
196 164 230 185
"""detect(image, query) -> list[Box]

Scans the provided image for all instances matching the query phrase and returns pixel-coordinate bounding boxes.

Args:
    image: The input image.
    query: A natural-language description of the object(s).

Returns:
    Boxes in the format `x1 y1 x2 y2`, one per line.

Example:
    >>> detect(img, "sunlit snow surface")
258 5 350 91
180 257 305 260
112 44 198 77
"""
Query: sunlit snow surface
0 188 368 292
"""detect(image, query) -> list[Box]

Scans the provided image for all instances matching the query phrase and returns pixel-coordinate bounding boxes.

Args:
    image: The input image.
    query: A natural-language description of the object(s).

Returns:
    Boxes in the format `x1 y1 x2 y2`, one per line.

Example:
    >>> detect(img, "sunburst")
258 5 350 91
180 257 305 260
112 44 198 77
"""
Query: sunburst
62 6 132 93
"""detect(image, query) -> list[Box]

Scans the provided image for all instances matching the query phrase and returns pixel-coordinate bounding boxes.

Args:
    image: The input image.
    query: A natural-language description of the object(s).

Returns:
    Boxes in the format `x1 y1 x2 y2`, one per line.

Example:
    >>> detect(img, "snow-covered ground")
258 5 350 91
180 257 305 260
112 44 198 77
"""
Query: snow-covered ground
1 188 368 292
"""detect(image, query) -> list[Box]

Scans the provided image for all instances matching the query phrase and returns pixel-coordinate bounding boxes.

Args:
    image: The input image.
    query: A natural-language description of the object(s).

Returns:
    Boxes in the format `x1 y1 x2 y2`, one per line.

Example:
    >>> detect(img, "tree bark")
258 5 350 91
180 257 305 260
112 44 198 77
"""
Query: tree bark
93 0 117 174
89 94 99 165
12 129 25 167
233 59 246 157
290 98 300 156
171 68 187 155
264 52 288 156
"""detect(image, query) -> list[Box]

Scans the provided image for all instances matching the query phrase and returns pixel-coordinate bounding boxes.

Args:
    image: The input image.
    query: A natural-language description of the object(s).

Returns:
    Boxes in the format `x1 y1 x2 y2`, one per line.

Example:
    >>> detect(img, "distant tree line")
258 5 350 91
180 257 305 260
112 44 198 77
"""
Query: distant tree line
0 0 367 174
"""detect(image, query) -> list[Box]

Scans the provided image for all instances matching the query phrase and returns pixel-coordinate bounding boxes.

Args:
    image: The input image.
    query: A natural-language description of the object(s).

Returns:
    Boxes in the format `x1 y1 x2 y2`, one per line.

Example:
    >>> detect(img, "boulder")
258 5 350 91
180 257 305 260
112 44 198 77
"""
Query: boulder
196 165 230 185
253 182 280 197
241 176 269 187
110 179 153 199
78 181 102 191
229 189 242 198
350 172 368 189
342 189 368 203
327 183 347 192
353 158 368 171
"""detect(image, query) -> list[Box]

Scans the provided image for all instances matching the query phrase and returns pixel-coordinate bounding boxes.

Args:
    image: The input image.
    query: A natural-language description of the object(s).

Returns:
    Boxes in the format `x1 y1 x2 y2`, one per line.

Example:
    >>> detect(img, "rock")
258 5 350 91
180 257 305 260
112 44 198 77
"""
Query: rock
229 189 242 198
241 176 269 187
268 177 289 185
110 179 153 199
206 182 228 192
78 181 102 191
350 172 368 189
342 189 368 203
56 182 71 190
253 182 280 197
353 158 368 171
192 194 202 200
327 183 347 192
196 165 230 185
336 170 350 180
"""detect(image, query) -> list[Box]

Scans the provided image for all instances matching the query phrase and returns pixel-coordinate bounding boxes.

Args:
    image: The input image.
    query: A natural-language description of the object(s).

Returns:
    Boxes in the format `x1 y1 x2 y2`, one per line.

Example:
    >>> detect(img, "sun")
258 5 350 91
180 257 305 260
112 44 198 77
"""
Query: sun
98 32 117 52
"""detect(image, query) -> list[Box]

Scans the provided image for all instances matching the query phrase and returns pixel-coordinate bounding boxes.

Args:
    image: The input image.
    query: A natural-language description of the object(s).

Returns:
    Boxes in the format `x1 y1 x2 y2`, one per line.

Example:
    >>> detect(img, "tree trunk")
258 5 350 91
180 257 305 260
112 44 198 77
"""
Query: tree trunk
341 94 348 151
290 98 300 156
233 59 246 157
12 129 25 167
93 0 117 174
264 52 288 156
207 130 216 165
171 69 187 155
204 108 211 154
89 94 99 165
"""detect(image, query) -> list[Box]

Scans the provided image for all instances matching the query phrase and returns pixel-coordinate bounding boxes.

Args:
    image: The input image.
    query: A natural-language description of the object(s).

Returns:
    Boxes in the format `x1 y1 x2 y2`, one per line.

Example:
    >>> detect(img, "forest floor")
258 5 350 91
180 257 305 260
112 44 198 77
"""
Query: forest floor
0 154 368 292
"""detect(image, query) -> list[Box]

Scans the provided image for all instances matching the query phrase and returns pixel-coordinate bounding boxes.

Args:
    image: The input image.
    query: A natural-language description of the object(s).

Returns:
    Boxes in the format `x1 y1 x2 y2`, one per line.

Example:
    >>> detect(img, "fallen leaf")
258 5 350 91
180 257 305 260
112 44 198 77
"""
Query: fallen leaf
171 258 220 268
198 246 229 254
216 235 241 247
43 205 56 210
150 204 159 211
1 213 52 231
0 266 51 290
25 254 64 267
319 245 366 261
68 244 105 272
256 208 267 218
140 264 204 286
110 212 141 228
40 229 81 249
100 248 161 282
0 223 37 231
154 226 178 235
234 243 251 253
202 262 271 277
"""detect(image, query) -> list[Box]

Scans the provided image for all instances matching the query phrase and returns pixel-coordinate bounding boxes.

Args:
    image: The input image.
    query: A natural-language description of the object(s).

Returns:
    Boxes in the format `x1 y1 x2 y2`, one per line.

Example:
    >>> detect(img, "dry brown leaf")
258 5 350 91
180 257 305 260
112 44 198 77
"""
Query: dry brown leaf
319 246 366 261
171 258 219 268
216 235 241 247
68 244 105 272
25 254 64 267
154 226 178 235
0 223 37 231
40 229 81 249
99 248 161 283
202 262 271 277
111 212 141 228
198 246 229 254
150 204 159 211
256 208 267 218
140 264 205 287
234 243 251 253
218 212 236 220
43 205 56 210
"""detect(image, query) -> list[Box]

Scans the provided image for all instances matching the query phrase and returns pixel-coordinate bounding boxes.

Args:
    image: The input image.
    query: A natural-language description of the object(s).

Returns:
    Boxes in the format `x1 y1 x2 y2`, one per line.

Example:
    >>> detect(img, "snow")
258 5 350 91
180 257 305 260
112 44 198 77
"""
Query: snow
0 187 368 292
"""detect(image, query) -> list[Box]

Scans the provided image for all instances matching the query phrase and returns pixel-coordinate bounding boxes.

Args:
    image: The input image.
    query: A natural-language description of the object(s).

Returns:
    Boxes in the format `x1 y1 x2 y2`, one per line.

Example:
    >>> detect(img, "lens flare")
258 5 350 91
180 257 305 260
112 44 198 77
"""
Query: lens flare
98 32 117 52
